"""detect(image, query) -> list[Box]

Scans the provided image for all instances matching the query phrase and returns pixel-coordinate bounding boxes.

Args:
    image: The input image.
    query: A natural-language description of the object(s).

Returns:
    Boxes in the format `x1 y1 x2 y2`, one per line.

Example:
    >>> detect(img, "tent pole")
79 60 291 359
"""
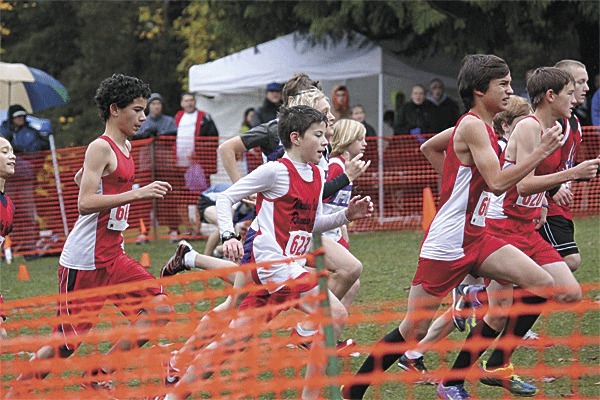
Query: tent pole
377 73 384 225
49 134 70 238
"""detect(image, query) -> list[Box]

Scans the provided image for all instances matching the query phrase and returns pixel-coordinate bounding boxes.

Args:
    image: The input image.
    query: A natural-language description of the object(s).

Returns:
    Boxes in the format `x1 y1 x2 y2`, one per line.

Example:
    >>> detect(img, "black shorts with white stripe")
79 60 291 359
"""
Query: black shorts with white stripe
538 215 579 257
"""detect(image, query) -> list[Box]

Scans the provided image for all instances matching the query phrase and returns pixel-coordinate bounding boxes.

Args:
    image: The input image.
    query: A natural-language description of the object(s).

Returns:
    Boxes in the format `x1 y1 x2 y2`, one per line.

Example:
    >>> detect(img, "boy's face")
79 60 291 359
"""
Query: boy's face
570 66 589 105
0 137 16 179
116 97 148 137
553 82 577 119
482 73 513 113
297 121 328 164
314 97 335 139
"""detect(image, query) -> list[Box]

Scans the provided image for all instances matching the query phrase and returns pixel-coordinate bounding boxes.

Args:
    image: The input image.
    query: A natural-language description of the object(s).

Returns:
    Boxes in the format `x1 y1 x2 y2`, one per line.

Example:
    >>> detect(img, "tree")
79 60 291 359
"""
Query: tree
175 1 598 82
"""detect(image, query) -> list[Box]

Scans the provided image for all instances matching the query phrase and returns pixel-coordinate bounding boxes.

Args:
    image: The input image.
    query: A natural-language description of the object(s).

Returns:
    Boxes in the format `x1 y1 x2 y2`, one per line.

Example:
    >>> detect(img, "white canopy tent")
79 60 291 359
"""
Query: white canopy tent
189 31 458 137
189 31 459 222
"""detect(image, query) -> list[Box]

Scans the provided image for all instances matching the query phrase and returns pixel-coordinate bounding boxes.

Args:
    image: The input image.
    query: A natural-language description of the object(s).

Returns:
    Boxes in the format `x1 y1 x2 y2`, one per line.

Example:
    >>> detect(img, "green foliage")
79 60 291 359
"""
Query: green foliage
1 1 597 146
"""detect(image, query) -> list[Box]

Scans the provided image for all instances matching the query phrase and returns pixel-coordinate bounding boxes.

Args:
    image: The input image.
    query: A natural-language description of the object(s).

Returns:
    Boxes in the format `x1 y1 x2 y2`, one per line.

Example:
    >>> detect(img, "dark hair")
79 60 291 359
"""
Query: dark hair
277 105 327 149
527 67 575 110
242 107 254 126
282 73 322 105
181 92 194 100
458 54 510 110
94 74 151 123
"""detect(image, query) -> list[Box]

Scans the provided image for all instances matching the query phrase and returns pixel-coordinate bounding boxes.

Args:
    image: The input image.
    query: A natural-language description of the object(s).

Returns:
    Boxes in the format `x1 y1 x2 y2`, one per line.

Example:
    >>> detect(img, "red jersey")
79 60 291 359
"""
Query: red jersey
0 192 15 245
420 113 498 261
59 135 136 270
543 116 581 220
250 158 322 286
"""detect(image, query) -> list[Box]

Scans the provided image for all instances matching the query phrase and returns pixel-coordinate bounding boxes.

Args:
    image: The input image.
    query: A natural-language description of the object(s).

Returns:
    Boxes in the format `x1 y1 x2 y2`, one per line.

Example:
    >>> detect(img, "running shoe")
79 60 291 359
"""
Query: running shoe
479 361 538 397
398 354 437 385
452 284 485 332
160 240 193 277
437 382 470 399
288 329 358 357
398 354 428 373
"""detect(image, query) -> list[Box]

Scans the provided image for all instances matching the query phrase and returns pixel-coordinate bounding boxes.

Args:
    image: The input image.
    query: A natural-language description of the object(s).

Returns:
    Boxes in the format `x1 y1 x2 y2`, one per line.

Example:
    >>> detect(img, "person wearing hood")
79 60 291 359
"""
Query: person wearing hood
251 82 283 127
0 105 49 153
331 84 351 121
425 78 461 134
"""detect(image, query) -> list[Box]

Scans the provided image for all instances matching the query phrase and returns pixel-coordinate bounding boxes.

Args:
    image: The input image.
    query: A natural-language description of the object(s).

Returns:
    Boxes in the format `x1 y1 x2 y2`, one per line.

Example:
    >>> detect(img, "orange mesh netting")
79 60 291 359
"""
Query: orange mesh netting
4 128 599 258
1 250 598 399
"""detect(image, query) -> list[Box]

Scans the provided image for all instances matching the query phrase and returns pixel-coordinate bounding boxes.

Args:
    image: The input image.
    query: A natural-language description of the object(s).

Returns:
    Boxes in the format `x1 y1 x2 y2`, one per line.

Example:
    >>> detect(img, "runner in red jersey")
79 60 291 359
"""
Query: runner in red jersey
0 137 16 340
344 54 563 400
28 74 172 382
539 60 592 271
476 67 599 396
164 106 373 400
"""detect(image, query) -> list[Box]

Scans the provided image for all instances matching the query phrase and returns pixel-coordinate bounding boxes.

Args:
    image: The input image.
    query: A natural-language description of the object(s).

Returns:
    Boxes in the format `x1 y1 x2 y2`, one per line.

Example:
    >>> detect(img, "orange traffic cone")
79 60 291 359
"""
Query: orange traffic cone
18 264 30 281
4 235 13 264
422 186 437 231
140 252 151 268
136 219 149 245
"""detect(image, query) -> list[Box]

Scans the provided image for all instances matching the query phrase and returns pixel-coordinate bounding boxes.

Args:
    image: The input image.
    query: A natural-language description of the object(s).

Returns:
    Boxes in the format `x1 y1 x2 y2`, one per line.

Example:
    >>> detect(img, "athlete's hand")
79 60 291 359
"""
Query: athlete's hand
534 205 548 230
345 195 374 221
222 239 244 262
344 152 371 182
242 194 257 207
539 124 563 156
552 186 572 206
572 157 600 181
138 181 172 199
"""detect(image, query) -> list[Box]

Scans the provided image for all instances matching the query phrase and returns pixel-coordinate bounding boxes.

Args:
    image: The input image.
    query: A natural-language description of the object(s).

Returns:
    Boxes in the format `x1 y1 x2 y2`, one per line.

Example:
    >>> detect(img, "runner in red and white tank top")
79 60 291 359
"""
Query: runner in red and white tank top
60 135 135 270
419 112 502 263
249 157 322 287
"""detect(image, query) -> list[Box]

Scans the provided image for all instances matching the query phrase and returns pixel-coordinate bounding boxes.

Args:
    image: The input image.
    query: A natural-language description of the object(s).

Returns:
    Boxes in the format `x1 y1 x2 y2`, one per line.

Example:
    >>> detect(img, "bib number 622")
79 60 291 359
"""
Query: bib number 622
285 231 312 256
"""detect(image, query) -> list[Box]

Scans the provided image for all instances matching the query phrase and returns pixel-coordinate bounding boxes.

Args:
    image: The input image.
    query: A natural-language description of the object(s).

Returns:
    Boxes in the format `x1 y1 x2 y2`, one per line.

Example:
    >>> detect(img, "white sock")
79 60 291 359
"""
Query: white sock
404 350 423 359
295 323 318 337
184 250 199 268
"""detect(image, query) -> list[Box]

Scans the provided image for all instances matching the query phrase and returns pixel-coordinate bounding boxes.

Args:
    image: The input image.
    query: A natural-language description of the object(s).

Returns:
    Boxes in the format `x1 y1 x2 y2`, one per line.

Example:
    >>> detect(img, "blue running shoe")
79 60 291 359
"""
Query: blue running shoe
480 361 538 397
437 382 470 399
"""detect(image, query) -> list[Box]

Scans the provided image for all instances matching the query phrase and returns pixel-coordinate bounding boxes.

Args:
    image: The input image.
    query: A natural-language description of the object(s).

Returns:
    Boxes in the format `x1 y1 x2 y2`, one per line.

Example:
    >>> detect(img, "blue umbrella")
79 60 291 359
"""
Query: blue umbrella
0 62 69 113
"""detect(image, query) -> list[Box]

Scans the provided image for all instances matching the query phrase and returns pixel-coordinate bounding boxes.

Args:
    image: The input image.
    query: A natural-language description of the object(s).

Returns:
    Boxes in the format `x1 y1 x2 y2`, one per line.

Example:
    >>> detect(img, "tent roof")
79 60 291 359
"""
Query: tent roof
189 31 455 96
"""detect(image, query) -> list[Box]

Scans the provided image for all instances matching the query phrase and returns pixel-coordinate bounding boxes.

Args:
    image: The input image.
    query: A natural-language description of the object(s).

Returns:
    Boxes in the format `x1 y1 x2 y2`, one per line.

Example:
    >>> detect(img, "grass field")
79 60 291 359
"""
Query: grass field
1 216 598 399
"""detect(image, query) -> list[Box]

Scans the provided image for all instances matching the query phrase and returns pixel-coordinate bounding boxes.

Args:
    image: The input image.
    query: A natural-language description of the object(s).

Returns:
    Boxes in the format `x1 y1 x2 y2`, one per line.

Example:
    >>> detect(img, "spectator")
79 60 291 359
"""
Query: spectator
383 110 395 136
592 74 600 126
0 105 48 258
0 105 49 153
350 104 377 137
134 92 177 139
394 84 434 136
240 107 255 133
425 78 461 133
332 84 351 120
250 82 283 127
167 92 216 242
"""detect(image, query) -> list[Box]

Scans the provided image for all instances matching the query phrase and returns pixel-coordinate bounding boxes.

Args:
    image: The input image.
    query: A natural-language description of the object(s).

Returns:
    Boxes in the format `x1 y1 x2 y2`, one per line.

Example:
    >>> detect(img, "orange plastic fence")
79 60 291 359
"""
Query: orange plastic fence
1 252 598 399
3 129 599 258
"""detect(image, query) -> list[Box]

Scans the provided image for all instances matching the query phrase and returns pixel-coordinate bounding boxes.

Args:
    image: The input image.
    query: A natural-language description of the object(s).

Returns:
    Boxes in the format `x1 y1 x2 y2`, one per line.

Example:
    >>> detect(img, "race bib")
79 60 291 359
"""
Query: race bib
471 191 491 227
108 204 130 231
285 231 312 257
516 192 545 208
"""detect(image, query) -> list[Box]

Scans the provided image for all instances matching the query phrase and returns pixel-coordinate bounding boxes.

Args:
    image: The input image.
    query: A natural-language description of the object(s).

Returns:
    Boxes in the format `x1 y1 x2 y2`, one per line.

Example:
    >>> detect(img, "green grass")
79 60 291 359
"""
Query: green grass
0 216 598 398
